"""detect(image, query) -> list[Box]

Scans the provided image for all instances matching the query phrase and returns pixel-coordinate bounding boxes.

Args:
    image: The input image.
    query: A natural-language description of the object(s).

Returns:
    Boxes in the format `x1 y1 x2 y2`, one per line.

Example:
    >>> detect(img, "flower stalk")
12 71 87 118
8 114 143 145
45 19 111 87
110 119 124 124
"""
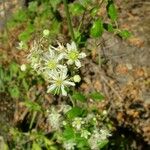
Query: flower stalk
63 0 75 41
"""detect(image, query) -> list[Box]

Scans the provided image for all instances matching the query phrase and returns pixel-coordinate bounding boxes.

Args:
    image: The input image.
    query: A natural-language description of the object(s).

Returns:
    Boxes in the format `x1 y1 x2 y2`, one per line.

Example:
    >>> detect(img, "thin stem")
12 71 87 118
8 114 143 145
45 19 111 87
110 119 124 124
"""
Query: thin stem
29 111 37 130
63 0 75 41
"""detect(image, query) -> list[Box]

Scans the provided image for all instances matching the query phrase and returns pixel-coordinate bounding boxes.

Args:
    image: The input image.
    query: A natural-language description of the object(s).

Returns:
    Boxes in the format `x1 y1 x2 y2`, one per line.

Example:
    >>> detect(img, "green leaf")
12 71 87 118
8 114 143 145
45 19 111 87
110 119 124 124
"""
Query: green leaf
107 0 118 21
70 3 85 15
63 127 75 140
8 86 20 99
90 19 104 38
118 30 132 39
72 92 86 102
24 101 41 112
67 107 83 119
89 92 104 101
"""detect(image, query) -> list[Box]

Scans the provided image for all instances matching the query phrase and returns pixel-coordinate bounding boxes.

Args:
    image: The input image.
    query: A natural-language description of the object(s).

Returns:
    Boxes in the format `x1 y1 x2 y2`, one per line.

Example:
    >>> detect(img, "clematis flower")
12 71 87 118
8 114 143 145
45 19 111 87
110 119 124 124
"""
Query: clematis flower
43 47 65 72
65 41 86 68
72 117 85 130
47 107 61 130
47 68 75 96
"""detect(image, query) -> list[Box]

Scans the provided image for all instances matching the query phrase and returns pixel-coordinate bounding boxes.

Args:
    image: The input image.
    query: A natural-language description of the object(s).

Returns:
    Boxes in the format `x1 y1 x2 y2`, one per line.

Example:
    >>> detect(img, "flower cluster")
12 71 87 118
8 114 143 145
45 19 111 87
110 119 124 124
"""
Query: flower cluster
27 32 86 96
46 104 112 150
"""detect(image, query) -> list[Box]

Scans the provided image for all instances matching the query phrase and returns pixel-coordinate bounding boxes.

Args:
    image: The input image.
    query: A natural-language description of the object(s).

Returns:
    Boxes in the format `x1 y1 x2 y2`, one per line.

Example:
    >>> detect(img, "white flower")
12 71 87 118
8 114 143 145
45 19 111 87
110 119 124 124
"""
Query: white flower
99 128 111 140
47 68 75 96
43 48 65 71
20 64 26 71
88 128 111 150
88 129 101 150
63 141 76 150
73 75 81 83
27 41 43 73
72 117 85 130
81 130 91 139
47 107 61 130
65 41 86 68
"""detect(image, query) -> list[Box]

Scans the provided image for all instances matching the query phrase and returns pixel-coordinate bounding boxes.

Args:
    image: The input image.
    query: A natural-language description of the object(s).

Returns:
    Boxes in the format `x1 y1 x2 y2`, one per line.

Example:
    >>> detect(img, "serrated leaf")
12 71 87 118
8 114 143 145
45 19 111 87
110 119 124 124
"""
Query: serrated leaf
89 92 104 101
90 19 103 38
67 107 83 119
72 92 86 102
70 3 85 15
107 0 118 21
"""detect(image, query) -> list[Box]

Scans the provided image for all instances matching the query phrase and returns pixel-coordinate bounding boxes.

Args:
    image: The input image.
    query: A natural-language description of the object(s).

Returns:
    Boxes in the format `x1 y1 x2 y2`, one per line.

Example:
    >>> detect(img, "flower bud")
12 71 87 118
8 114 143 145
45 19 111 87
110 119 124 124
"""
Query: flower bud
73 75 81 83
43 29 50 36
20 64 26 71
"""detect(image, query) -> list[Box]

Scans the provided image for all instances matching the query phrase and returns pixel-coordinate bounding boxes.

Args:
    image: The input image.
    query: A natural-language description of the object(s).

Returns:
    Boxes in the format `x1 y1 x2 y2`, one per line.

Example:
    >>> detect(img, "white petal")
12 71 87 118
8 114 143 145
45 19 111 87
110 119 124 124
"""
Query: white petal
61 68 68 80
57 53 66 60
75 59 81 68
47 84 56 93
61 85 67 96
64 80 75 86
79 52 86 58
71 41 77 50
67 59 74 65
67 43 72 51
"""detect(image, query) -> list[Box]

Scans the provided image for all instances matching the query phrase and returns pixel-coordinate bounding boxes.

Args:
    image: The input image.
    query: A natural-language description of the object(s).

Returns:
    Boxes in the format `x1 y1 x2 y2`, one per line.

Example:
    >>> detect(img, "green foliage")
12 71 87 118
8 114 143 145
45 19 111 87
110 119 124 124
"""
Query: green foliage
63 127 75 140
67 107 84 119
69 3 85 16
90 19 104 38
72 92 86 102
107 0 118 21
89 91 105 101
0 62 44 100
118 30 132 39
